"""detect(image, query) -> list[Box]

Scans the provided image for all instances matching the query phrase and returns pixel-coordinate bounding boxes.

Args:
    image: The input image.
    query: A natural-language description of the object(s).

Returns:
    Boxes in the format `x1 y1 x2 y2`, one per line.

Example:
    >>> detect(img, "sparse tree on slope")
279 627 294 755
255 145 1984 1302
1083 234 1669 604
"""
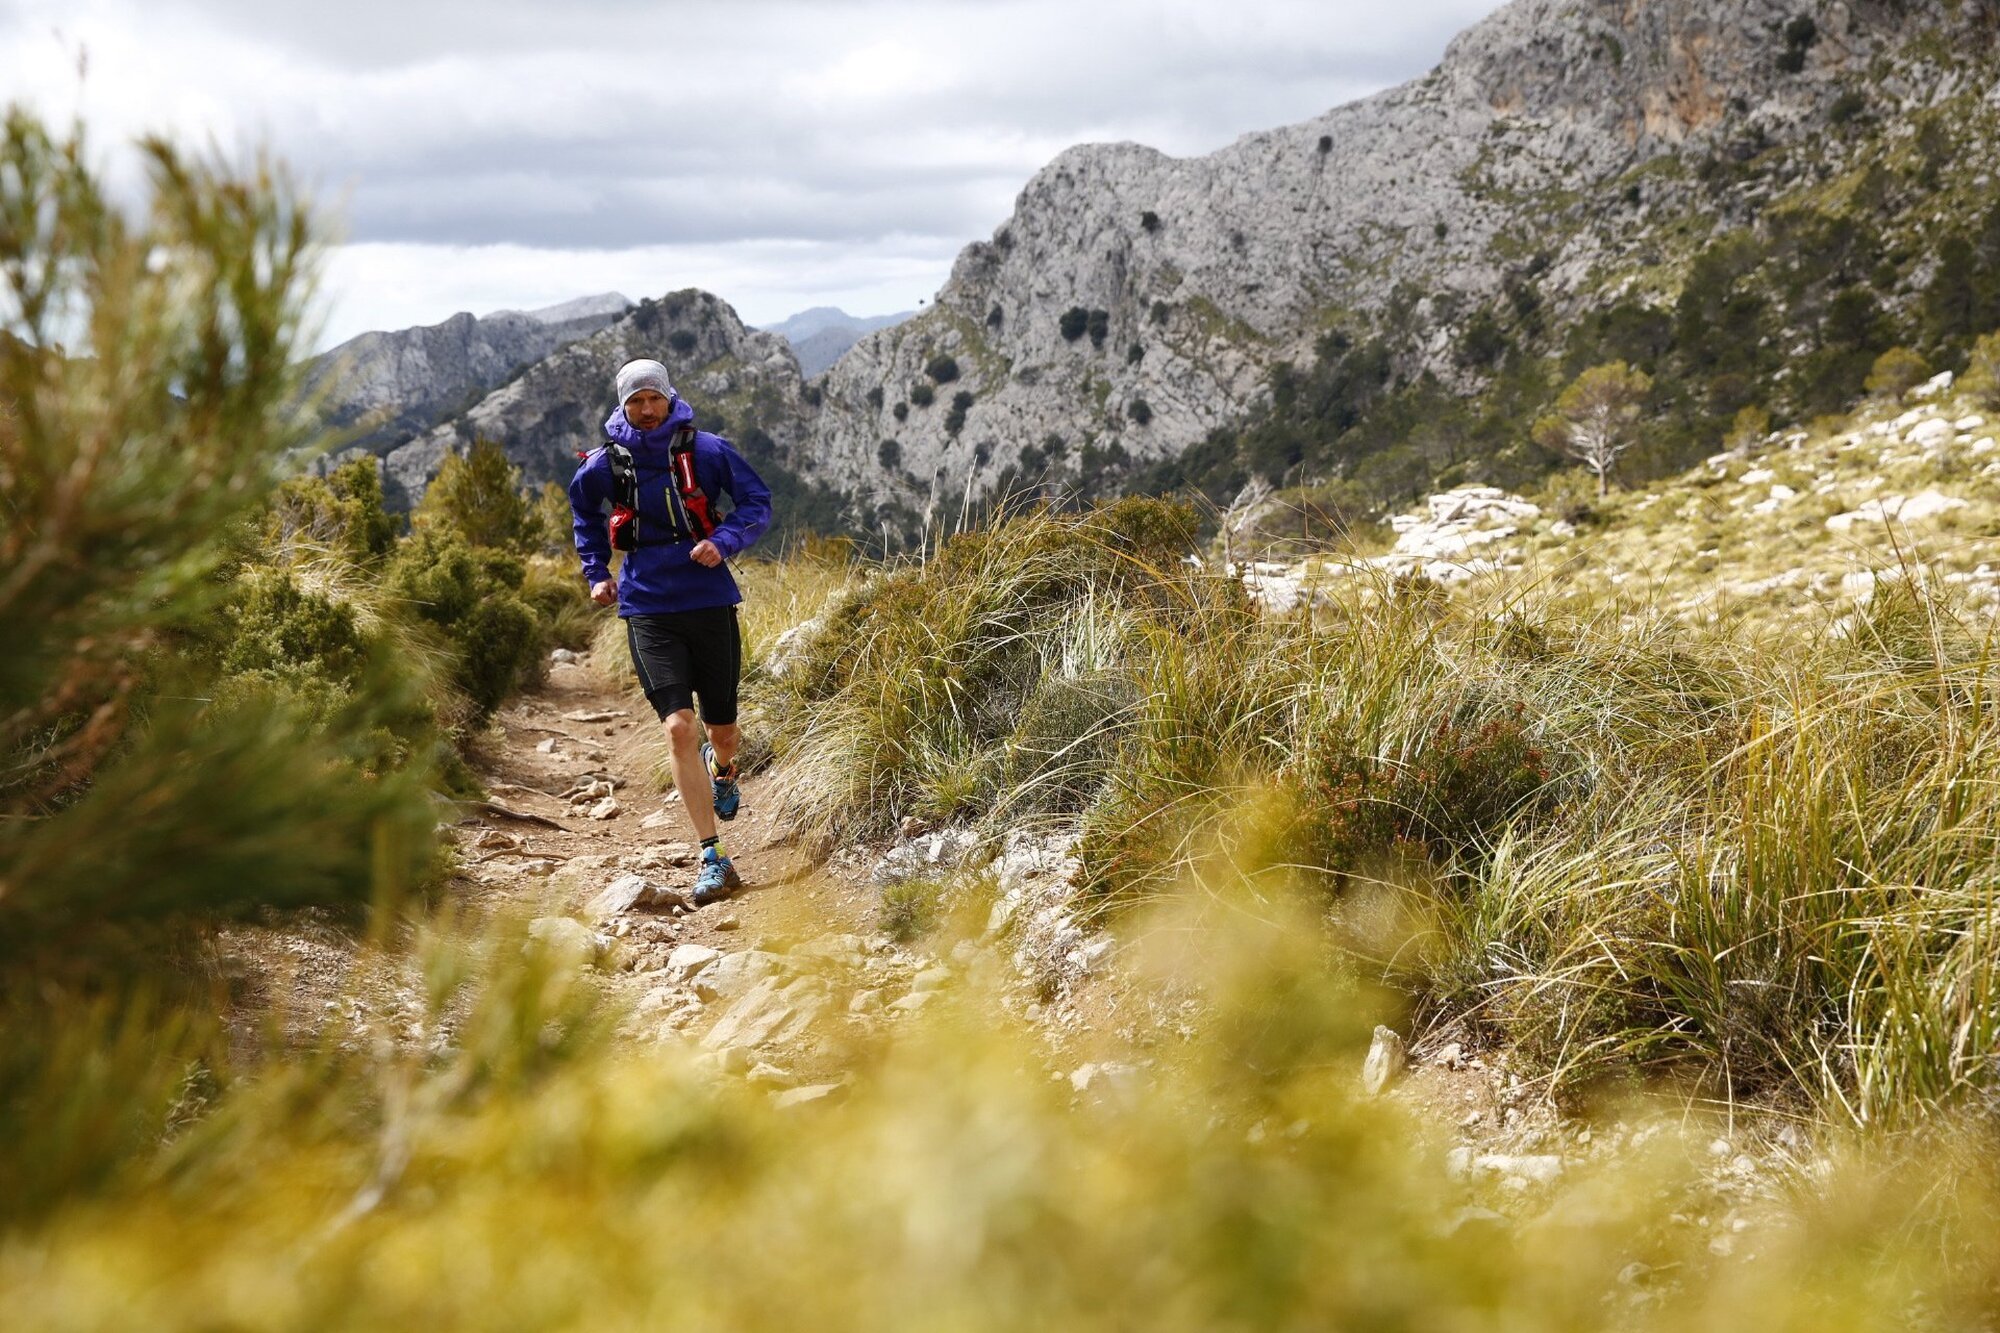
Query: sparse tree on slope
1532 361 1653 497
415 437 532 551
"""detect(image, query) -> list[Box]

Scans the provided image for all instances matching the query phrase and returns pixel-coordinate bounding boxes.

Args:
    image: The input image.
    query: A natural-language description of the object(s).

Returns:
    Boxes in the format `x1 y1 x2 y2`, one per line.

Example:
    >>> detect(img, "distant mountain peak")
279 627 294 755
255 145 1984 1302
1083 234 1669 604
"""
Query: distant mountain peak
485 292 634 325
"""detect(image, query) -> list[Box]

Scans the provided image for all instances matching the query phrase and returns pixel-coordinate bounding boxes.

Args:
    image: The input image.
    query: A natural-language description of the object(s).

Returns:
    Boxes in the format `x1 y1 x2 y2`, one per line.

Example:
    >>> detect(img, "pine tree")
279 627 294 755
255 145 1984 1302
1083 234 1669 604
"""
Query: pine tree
1532 362 1653 496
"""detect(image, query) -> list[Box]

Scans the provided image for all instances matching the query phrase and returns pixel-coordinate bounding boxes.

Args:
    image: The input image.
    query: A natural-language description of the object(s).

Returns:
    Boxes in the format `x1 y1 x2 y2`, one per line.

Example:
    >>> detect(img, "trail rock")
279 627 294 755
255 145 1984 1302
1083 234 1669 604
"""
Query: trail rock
773 1083 846 1110
794 933 870 967
562 709 628 724
526 916 613 968
1362 1025 1408 1095
586 797 621 821
872 827 982 884
766 617 825 679
704 975 833 1050
588 874 655 918
1473 1153 1565 1186
693 950 783 1002
665 944 722 983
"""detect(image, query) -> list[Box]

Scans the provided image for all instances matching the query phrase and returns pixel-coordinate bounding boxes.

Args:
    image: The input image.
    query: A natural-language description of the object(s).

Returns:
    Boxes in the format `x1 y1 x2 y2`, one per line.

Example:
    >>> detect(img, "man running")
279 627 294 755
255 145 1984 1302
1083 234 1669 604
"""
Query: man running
570 357 773 905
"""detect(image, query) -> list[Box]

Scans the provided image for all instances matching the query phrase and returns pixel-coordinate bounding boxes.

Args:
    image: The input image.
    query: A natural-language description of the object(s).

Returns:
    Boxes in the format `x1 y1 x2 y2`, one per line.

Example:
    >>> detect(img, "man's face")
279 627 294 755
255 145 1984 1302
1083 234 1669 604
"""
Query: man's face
623 389 670 431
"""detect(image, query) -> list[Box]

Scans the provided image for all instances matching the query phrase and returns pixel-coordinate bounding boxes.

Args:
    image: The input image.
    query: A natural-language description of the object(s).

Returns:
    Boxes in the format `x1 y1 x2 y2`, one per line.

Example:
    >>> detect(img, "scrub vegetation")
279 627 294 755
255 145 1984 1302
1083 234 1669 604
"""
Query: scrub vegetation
15 107 2000 1332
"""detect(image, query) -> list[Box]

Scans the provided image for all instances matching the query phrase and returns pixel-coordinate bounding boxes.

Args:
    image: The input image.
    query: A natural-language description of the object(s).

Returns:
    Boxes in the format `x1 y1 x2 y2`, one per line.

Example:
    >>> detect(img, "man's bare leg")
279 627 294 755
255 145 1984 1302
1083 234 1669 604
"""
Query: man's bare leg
664 709 717 842
706 721 740 777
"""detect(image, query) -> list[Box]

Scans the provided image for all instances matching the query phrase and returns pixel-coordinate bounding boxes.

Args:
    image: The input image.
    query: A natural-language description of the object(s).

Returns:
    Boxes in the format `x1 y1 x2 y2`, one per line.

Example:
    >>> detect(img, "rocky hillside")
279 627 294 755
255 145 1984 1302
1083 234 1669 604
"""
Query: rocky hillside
1231 368 2000 632
307 293 630 456
358 0 2000 548
800 0 2000 539
382 290 814 511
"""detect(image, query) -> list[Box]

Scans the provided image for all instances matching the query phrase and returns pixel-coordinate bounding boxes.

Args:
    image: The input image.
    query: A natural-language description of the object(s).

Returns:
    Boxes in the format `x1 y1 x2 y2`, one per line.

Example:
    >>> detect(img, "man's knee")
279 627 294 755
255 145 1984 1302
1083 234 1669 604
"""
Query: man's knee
663 709 700 745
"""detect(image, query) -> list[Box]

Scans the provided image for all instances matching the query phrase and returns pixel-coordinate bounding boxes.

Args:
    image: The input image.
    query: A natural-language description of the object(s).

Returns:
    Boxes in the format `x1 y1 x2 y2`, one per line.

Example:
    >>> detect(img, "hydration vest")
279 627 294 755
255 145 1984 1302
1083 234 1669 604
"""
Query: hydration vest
583 424 717 551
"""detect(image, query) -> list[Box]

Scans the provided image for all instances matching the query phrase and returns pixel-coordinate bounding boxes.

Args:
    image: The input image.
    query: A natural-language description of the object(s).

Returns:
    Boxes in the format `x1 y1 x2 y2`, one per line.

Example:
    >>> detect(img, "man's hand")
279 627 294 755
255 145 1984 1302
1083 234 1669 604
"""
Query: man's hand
689 540 723 568
590 579 617 606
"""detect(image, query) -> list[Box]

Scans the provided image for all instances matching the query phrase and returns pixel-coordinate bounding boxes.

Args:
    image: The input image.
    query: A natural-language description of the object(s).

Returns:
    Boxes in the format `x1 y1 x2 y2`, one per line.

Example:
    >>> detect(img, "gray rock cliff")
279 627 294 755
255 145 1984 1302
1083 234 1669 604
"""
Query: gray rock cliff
307 293 631 456
382 289 810 509
802 0 1980 519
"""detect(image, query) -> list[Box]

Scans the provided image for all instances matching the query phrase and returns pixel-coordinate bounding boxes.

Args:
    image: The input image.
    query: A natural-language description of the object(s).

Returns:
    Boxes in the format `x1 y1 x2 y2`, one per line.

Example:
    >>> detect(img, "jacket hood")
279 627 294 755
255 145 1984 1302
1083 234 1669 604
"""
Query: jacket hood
603 394 695 448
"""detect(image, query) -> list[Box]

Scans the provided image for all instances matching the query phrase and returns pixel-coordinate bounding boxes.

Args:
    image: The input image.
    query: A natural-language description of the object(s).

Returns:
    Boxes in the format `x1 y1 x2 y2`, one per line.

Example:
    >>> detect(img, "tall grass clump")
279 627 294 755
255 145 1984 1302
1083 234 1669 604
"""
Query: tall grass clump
762 498 1217 836
0 109 448 1218
764 498 2000 1123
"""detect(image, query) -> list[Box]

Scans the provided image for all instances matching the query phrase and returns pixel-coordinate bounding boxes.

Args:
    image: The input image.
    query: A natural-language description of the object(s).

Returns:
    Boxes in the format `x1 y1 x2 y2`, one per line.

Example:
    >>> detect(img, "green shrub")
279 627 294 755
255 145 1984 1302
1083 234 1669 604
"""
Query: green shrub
1963 330 2000 407
1127 399 1153 426
414 438 534 552
877 438 902 470
1829 89 1867 125
1864 346 1928 399
1087 310 1110 348
384 529 546 722
944 390 975 436
1059 307 1089 342
266 457 398 565
909 383 935 408
925 355 959 384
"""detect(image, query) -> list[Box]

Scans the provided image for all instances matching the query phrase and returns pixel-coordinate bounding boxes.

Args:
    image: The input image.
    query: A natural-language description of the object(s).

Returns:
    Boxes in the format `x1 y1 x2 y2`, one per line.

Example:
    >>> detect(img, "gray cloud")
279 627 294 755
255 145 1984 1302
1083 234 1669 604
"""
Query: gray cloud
2 0 1506 338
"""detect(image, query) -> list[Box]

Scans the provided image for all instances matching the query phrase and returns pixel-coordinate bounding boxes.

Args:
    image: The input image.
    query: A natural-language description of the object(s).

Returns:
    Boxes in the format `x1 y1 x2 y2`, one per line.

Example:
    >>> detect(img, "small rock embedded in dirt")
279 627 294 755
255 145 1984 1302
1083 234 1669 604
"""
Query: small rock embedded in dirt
714 915 741 931
1070 1062 1142 1098
715 1045 755 1074
562 709 627 724
475 830 523 851
890 991 936 1013
665 944 721 983
589 874 654 918
1435 1041 1464 1070
871 827 981 884
745 1062 796 1089
639 810 678 831
773 1083 845 1110
1474 1153 1564 1186
1362 1025 1408 1096
526 917 613 968
848 989 885 1014
587 797 621 821
551 648 581 665
536 737 561 754
911 966 953 993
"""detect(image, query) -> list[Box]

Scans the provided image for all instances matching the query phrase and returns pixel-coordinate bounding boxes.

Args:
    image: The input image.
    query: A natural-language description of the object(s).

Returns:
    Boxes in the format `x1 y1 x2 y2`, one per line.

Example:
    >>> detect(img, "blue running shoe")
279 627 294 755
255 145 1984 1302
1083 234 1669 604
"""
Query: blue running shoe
702 741 741 821
692 848 742 906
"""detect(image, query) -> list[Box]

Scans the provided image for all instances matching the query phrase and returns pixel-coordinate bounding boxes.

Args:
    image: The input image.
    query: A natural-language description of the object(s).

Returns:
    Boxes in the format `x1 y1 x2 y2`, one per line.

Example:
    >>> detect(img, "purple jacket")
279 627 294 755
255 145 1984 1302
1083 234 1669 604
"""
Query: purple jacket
568 396 774 616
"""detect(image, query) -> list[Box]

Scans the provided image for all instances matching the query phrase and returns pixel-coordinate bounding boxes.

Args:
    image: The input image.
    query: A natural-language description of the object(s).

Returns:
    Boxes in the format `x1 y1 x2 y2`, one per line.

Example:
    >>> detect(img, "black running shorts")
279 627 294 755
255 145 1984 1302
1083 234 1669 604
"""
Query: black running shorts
624 606 741 725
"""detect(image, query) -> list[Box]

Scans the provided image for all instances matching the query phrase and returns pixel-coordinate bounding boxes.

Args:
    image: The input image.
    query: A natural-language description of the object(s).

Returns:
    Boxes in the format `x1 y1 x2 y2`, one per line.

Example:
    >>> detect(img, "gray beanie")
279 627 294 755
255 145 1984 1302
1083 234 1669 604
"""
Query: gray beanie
614 358 674 405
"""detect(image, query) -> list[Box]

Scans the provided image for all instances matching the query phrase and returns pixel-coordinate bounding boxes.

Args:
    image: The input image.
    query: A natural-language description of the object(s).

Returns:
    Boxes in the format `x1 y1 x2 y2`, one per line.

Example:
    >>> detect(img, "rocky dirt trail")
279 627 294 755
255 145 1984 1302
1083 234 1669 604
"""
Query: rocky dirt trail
457 648 976 1103
229 646 1807 1217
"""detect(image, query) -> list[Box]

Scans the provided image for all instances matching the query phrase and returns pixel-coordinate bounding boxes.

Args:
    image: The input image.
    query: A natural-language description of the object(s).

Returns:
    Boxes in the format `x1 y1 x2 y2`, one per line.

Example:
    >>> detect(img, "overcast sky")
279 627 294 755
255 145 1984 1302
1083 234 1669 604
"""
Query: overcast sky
3 0 1506 348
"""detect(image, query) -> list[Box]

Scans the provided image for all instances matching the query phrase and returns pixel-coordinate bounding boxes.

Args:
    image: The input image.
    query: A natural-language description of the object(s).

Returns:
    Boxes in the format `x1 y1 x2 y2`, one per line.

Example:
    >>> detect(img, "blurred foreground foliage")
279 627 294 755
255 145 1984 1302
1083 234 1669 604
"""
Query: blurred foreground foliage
7 891 2000 1330
0 110 591 1222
